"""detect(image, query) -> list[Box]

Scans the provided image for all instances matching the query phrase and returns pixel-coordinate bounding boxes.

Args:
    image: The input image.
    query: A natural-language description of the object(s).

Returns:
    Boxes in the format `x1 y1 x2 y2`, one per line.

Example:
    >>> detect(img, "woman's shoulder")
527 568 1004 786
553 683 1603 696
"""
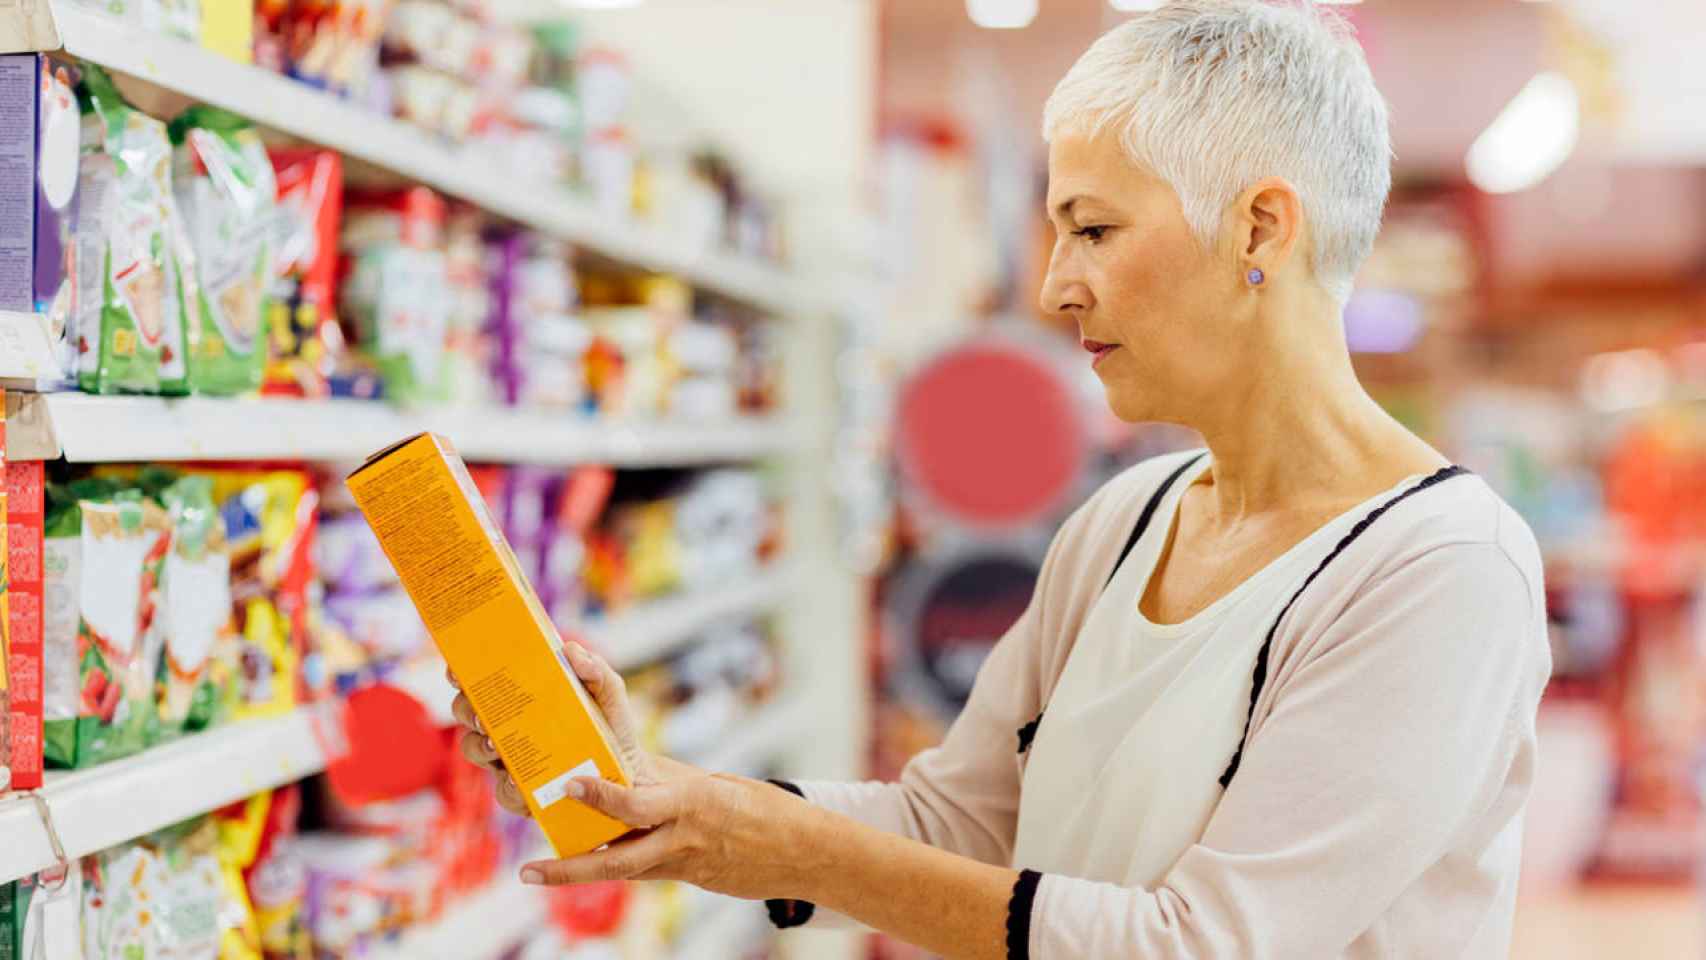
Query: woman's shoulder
1339 469 1546 610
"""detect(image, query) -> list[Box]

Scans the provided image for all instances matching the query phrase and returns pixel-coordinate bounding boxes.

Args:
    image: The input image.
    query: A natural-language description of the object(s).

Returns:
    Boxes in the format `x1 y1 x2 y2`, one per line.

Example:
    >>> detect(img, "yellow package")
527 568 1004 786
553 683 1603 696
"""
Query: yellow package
345 434 636 858
201 2 255 63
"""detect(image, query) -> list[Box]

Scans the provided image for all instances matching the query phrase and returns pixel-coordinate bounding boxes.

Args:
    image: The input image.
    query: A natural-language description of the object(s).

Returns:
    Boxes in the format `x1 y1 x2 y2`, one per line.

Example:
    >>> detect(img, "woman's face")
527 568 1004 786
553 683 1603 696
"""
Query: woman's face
1040 130 1248 425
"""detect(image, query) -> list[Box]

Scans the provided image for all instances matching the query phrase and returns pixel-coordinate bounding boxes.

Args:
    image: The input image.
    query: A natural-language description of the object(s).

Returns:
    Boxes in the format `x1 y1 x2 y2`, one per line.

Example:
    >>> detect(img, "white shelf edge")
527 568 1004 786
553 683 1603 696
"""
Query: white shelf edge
0 704 337 884
10 392 792 466
30 4 808 315
396 566 796 724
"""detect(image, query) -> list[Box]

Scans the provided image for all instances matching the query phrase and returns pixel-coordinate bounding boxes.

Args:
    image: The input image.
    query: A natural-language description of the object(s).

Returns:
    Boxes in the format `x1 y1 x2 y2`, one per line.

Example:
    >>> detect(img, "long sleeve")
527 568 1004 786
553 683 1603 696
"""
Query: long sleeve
1022 541 1550 959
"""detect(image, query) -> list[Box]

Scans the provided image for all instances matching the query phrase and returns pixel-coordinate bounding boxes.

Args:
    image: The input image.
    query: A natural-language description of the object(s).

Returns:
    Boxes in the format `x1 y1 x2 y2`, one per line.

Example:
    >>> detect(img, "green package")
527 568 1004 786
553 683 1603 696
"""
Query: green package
74 65 193 395
170 106 278 396
0 880 21 960
155 474 233 734
42 479 169 768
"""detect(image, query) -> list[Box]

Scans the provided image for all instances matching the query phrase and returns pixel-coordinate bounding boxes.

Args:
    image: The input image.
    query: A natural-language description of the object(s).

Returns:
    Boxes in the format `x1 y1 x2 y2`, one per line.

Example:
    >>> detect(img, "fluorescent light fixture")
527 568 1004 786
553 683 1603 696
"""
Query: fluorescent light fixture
966 0 1037 29
1110 0 1168 10
1466 72 1580 194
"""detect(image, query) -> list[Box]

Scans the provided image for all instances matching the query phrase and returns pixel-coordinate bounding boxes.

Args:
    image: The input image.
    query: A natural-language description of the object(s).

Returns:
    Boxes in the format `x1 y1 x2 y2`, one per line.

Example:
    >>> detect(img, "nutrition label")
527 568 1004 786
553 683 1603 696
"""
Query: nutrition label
357 453 508 632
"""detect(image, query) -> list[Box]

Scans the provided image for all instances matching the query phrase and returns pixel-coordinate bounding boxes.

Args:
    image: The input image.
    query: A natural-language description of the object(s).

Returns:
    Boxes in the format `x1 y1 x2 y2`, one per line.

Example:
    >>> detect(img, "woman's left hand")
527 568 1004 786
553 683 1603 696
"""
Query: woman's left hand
521 773 814 902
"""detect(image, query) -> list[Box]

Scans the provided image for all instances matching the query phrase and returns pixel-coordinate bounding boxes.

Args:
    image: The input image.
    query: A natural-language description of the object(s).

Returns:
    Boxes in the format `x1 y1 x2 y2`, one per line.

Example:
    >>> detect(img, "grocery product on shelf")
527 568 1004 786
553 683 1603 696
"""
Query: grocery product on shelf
265 148 350 399
345 433 635 859
1 867 84 960
0 55 82 390
82 817 224 959
42 477 170 767
169 106 279 396
211 469 320 715
73 66 193 396
155 473 235 734
6 460 45 791
339 187 450 406
0 409 8 796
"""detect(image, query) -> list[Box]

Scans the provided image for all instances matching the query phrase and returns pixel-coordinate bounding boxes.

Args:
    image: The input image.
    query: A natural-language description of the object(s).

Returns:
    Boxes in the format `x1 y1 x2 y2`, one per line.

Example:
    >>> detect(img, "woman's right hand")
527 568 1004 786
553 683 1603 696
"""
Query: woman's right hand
451 638 665 818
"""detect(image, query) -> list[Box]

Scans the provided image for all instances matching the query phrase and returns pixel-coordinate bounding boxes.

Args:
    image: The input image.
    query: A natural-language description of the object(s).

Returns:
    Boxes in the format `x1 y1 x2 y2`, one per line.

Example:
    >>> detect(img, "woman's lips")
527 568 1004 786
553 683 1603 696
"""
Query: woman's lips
1082 338 1120 368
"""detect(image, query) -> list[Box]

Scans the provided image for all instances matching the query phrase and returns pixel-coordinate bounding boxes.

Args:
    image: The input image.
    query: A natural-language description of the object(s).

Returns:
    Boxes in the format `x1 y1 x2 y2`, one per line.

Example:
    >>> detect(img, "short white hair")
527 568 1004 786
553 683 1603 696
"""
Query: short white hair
1043 0 1392 301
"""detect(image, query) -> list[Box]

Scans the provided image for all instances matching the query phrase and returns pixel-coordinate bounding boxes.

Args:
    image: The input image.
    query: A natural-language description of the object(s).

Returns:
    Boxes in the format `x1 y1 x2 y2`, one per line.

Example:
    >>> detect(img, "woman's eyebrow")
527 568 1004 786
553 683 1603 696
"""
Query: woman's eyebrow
1051 195 1087 219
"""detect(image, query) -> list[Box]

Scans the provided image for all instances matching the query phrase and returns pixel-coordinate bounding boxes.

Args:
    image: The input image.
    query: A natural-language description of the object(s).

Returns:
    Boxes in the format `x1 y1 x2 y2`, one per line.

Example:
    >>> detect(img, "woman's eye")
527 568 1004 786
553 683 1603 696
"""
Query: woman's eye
1073 226 1108 243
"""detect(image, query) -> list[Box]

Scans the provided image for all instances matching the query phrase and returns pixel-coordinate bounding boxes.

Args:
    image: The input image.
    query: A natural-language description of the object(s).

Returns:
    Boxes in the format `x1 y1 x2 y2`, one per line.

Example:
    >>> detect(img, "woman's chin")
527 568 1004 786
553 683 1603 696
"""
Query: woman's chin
1101 383 1156 424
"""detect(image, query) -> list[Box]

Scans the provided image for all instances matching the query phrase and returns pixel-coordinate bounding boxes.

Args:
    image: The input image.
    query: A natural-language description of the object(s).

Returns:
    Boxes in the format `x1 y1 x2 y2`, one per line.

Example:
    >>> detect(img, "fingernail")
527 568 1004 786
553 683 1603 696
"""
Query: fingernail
521 867 543 885
483 737 495 753
566 779 587 801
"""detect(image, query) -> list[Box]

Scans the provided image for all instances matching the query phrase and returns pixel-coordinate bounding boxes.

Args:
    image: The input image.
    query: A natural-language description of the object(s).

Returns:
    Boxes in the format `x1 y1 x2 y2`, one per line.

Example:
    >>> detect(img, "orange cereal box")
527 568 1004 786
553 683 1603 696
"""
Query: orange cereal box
345 433 635 857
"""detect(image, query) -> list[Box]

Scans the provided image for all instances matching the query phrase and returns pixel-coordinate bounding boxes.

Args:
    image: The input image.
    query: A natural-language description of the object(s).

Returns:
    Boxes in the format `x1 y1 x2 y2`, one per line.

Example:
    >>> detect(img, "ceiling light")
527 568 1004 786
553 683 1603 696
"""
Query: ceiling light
966 0 1036 29
1110 0 1168 11
1466 72 1579 194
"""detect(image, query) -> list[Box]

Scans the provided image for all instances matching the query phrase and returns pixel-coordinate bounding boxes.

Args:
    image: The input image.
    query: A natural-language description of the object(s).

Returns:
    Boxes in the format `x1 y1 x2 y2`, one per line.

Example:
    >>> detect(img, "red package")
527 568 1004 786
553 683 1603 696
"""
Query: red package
6 460 44 790
266 149 346 397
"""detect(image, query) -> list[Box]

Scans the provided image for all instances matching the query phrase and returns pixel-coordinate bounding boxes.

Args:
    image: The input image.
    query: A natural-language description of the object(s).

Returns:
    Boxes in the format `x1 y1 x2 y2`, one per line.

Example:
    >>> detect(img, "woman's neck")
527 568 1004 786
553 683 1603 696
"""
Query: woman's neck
1189 306 1445 523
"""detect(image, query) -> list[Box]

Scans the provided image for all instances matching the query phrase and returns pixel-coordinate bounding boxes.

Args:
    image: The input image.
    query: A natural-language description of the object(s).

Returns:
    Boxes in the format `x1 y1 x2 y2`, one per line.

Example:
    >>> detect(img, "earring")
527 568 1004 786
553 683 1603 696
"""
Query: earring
1246 268 1265 286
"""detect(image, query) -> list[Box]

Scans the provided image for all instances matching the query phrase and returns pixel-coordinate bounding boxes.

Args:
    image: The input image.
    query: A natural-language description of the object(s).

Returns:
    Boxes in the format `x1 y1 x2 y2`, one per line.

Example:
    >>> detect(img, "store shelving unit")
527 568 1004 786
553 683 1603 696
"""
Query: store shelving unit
0 704 338 883
3 393 794 466
0 4 806 323
675 897 771 960
0 5 856 958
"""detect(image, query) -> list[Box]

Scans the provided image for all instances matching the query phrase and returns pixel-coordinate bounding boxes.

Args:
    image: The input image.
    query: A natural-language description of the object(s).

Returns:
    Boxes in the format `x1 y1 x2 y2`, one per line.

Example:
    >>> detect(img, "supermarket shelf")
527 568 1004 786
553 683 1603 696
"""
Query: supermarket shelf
7 4 806 316
396 566 795 723
675 896 769 960
595 567 796 672
0 704 338 884
4 392 792 466
373 860 549 960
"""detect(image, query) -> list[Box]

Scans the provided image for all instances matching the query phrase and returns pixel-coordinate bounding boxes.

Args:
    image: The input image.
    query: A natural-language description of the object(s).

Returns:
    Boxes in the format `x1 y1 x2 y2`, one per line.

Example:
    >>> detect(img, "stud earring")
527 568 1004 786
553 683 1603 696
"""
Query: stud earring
1247 268 1265 286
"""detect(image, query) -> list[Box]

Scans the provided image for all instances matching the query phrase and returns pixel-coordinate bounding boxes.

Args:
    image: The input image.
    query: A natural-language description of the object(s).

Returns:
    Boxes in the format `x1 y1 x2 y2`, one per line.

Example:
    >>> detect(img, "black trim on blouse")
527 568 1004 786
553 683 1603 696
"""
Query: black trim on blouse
764 779 818 929
1006 869 1043 960
1218 464 1469 788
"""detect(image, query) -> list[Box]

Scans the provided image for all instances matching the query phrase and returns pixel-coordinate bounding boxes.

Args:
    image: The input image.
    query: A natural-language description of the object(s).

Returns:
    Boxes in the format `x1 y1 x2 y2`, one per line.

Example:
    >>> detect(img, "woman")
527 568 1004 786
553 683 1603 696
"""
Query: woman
454 2 1550 957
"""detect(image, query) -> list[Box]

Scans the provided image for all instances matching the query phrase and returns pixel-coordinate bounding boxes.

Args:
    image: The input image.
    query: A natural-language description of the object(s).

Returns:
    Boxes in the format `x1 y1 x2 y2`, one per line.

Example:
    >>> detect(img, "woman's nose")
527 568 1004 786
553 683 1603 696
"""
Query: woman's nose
1039 246 1090 318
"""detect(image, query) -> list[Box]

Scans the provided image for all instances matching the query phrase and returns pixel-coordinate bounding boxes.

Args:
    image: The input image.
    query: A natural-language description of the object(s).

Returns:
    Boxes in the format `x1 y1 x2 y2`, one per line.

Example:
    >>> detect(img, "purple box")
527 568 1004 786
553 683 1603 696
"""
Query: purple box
0 54 80 378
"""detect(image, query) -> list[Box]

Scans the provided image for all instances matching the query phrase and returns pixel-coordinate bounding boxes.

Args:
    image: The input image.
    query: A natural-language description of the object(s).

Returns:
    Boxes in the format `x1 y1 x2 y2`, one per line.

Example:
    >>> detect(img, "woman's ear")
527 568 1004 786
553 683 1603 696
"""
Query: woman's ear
1235 176 1305 276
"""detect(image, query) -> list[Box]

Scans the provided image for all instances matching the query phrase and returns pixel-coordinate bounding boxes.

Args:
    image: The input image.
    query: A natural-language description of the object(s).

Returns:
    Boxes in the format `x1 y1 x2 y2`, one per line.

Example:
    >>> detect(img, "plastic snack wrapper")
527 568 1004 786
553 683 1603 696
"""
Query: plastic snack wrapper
1 868 84 960
170 106 279 396
82 818 223 959
156 473 235 734
73 66 196 396
42 478 169 768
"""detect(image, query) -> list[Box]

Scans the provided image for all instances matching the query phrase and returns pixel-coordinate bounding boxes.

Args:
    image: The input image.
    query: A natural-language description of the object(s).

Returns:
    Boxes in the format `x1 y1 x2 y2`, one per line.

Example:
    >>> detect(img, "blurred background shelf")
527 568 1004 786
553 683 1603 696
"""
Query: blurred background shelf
396 567 798 724
7 3 807 316
4 393 792 466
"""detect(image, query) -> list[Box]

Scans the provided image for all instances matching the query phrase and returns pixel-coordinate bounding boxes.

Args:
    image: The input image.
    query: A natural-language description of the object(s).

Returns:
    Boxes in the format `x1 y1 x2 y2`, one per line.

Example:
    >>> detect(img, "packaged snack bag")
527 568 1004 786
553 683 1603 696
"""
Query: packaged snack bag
340 187 450 405
42 479 169 767
82 818 222 959
0 56 82 389
157 474 234 733
264 149 343 397
7 460 45 790
212 471 316 716
170 107 278 396
73 66 193 396
198 0 253 64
